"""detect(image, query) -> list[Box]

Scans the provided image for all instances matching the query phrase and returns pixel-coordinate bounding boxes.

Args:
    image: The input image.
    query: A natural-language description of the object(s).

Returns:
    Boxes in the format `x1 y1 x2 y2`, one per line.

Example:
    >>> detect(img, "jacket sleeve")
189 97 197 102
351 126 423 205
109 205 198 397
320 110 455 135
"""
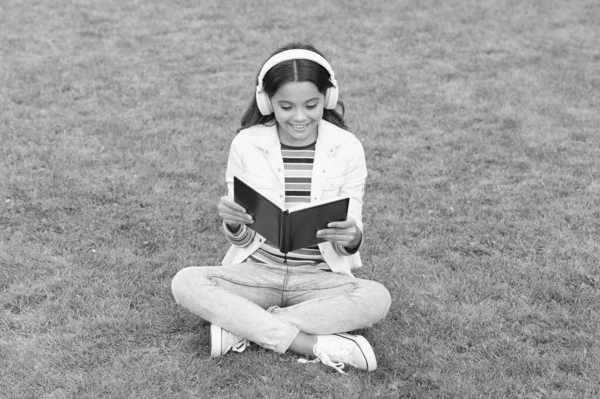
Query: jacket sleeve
334 137 367 255
225 135 246 198
339 137 368 234
222 135 254 246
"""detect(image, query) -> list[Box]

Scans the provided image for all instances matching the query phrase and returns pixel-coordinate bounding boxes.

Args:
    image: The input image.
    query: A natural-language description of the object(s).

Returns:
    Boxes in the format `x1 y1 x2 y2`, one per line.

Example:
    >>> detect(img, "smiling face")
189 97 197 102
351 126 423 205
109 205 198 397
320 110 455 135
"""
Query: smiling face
270 81 325 146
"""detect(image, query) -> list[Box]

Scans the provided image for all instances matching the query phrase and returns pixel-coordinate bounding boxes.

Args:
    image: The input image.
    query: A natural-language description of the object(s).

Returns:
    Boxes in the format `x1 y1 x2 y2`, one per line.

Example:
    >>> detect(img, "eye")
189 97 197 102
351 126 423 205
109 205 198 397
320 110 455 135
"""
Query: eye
306 104 318 110
280 105 292 111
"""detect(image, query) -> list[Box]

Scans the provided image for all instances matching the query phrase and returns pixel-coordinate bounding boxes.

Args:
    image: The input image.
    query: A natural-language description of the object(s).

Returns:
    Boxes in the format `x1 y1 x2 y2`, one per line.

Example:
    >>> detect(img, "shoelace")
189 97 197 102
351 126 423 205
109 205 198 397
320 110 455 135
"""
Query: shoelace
298 354 348 374
231 339 248 353
297 343 358 374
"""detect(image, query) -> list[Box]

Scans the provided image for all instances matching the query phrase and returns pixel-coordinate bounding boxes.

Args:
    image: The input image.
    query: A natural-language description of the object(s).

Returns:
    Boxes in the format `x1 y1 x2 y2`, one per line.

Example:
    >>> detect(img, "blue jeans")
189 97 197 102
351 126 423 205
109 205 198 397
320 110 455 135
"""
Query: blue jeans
171 262 391 354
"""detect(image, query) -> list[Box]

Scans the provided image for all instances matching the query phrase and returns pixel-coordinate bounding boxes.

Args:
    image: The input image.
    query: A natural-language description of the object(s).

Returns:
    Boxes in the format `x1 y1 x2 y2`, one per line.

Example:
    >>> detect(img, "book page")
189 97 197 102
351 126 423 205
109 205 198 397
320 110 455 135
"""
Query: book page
287 195 350 212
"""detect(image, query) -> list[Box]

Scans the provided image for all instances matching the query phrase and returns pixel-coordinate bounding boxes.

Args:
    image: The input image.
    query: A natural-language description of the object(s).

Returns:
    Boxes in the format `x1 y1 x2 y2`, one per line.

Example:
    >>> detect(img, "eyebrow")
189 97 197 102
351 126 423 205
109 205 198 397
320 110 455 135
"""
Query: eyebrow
276 98 320 104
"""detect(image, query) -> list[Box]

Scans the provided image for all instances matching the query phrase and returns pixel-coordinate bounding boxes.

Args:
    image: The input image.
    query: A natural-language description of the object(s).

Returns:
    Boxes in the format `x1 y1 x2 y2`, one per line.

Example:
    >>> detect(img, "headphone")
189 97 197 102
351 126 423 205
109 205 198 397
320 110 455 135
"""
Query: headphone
255 49 339 115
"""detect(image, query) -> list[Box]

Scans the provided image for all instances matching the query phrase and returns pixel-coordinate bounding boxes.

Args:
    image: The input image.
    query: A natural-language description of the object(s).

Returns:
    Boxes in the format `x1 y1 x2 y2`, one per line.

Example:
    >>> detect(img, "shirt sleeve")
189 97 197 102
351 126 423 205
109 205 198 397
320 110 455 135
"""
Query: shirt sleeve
222 222 255 248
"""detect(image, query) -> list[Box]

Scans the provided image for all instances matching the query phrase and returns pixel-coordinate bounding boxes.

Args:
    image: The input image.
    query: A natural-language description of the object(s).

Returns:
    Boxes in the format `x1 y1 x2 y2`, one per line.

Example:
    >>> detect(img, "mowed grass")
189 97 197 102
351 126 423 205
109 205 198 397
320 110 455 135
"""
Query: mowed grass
1 0 599 398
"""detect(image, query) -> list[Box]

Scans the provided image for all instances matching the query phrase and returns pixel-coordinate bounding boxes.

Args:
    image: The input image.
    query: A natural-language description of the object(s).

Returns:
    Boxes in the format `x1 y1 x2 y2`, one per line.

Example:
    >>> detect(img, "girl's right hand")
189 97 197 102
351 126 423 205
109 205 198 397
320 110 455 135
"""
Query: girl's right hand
218 196 253 230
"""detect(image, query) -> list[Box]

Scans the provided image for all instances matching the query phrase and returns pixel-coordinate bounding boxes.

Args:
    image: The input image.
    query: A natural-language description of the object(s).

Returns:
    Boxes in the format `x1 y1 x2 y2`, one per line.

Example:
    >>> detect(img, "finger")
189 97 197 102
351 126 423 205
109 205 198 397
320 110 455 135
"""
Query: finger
219 200 252 220
317 231 352 244
220 197 248 213
322 236 353 247
317 227 352 237
219 208 253 224
221 213 253 226
218 202 246 216
326 219 355 229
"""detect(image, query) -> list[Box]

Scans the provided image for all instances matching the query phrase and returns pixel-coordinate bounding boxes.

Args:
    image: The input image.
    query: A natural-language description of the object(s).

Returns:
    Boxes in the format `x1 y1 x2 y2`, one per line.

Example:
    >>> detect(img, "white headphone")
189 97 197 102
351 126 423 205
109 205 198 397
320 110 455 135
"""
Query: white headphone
255 49 339 116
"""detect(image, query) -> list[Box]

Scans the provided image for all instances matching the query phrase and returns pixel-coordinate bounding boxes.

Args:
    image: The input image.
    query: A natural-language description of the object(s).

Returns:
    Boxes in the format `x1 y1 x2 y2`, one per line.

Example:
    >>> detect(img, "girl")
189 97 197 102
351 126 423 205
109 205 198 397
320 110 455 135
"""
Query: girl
171 42 391 374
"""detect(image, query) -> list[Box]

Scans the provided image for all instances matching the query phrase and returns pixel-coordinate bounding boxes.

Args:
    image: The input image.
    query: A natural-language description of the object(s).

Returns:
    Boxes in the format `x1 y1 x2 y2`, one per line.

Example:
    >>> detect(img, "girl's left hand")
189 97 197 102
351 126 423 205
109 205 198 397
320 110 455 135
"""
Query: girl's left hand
316 219 362 250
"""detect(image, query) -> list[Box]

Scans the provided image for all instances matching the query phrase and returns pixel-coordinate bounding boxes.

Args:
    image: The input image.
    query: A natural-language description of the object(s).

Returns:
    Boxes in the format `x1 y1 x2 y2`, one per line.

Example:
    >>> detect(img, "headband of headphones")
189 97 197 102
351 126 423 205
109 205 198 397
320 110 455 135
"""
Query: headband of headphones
255 49 339 115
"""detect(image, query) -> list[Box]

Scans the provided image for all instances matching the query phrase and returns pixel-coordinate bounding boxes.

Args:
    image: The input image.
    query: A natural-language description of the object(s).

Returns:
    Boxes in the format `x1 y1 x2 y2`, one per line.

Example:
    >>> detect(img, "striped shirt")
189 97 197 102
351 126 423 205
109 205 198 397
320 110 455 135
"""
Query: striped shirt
281 143 314 208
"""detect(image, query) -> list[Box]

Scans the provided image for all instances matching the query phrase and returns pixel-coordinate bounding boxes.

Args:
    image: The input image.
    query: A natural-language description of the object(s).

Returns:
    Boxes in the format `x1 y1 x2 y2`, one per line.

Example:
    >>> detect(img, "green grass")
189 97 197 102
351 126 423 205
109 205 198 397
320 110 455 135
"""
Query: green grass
1 0 599 397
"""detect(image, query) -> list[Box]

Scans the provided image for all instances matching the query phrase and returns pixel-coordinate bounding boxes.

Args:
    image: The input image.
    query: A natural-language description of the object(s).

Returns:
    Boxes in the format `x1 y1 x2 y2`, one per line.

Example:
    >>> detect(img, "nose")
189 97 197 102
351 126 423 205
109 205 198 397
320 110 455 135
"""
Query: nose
293 108 306 122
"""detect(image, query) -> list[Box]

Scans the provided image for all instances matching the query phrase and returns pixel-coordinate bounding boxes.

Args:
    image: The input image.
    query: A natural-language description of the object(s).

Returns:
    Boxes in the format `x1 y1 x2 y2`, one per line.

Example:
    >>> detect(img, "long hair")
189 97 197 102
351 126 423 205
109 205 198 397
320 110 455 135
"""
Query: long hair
238 42 347 132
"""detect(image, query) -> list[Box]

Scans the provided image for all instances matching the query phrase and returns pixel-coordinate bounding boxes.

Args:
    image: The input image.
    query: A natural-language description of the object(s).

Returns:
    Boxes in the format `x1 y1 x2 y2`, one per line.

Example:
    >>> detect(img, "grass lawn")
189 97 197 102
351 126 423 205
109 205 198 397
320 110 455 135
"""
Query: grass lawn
1 0 599 398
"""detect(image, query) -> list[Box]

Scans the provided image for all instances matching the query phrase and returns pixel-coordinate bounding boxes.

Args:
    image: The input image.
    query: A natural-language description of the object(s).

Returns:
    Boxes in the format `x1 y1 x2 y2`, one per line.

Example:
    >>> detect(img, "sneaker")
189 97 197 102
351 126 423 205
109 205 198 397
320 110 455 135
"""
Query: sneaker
299 333 377 374
210 324 248 358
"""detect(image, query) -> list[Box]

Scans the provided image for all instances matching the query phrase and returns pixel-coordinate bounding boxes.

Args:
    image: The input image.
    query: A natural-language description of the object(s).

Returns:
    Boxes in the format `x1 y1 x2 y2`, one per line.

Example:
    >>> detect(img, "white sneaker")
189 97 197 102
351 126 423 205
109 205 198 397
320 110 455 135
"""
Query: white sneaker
210 324 248 358
299 333 377 374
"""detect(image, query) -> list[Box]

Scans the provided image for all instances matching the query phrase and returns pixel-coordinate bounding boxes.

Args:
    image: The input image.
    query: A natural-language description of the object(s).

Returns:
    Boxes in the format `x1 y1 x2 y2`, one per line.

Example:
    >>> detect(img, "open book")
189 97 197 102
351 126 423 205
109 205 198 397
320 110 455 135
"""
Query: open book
233 176 349 254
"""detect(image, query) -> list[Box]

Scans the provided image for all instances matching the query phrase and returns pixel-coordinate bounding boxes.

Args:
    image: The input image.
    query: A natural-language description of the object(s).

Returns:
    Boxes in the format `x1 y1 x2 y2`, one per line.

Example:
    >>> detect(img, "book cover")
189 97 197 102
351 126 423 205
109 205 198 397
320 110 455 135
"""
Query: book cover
233 176 349 253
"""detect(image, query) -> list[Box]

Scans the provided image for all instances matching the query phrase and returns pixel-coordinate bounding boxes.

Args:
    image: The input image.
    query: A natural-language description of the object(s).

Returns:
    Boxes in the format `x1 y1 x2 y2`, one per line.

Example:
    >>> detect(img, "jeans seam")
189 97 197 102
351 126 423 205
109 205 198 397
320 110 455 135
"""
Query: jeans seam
273 282 357 315
285 283 354 292
207 274 283 290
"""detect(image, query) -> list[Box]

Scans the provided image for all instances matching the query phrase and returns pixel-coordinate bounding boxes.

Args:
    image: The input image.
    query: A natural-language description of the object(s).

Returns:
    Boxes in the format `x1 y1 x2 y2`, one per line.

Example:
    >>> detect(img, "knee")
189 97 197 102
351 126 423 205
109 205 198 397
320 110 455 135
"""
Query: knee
171 267 191 305
359 280 392 322
171 266 208 305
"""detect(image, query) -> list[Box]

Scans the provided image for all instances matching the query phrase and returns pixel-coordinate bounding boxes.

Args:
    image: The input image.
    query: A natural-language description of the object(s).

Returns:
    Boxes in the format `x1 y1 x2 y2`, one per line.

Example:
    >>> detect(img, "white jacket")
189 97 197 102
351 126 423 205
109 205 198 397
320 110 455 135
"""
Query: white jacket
221 120 368 277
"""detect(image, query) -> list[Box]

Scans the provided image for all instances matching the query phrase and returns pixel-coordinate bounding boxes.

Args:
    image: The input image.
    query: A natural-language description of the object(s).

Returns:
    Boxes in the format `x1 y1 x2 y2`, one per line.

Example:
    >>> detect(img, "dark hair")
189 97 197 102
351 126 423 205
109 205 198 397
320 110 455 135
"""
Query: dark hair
238 42 347 132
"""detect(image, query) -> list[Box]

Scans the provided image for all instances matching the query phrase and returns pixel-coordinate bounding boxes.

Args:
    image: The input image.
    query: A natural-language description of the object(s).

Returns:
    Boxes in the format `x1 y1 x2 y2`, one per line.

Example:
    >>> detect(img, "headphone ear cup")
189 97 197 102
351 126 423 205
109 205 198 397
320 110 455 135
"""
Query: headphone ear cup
324 86 339 110
256 88 273 115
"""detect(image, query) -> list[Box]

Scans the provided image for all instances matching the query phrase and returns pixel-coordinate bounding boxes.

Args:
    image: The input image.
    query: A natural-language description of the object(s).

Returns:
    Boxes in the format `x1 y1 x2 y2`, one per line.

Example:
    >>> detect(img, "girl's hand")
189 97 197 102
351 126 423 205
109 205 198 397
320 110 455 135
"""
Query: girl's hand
218 196 253 230
316 219 362 250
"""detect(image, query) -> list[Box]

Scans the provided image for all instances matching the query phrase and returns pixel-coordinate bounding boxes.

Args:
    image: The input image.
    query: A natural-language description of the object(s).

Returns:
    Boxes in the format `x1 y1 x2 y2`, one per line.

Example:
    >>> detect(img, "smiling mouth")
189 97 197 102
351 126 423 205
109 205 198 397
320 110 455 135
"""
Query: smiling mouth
291 124 308 131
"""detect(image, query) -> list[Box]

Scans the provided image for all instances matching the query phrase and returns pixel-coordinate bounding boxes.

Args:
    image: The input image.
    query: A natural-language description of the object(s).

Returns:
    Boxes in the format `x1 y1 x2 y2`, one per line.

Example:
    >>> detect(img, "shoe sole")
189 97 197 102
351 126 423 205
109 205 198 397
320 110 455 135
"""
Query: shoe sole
210 324 223 358
334 333 377 372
